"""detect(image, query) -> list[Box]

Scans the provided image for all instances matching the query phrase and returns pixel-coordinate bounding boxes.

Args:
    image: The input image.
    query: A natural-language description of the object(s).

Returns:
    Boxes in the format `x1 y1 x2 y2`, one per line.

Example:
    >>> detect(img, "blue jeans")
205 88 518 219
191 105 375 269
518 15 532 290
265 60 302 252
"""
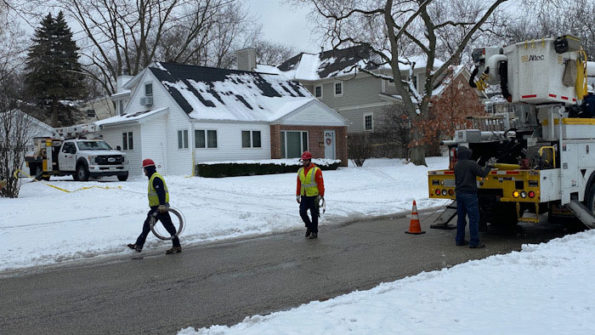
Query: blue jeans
456 193 480 247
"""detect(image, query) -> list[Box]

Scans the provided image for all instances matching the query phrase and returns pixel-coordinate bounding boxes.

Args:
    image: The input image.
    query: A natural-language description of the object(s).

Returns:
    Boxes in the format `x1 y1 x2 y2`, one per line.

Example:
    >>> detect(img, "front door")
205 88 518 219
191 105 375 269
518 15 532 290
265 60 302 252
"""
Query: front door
324 130 335 159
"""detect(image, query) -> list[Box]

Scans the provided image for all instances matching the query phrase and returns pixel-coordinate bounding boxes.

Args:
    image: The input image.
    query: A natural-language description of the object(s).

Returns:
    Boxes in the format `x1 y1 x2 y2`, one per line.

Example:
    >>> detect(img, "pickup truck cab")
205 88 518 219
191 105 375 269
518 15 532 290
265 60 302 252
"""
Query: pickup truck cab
59 139 128 181
26 137 129 181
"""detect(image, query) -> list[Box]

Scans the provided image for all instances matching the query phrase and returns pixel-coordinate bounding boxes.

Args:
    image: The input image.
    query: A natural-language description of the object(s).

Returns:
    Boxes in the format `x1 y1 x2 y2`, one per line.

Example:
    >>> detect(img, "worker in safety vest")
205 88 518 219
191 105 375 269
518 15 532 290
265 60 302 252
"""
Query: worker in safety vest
127 159 182 254
296 151 325 239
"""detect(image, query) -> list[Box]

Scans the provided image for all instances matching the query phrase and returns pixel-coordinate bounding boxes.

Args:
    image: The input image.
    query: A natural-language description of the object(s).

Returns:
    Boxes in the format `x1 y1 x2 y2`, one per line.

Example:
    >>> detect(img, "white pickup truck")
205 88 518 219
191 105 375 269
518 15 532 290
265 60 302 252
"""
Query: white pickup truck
26 138 129 181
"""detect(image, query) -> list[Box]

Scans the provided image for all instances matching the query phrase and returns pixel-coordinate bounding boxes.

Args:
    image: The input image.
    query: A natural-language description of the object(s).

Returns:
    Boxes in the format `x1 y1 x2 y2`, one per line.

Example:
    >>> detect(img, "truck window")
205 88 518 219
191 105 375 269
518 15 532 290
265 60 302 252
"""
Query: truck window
76 141 112 151
62 142 76 154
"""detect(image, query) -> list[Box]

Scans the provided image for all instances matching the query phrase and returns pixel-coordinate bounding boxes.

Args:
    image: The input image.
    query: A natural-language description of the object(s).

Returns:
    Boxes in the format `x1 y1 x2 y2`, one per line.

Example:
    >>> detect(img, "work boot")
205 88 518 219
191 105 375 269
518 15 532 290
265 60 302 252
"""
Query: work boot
456 240 469 246
305 228 311 238
469 243 486 249
127 243 142 252
308 232 318 239
166 246 182 254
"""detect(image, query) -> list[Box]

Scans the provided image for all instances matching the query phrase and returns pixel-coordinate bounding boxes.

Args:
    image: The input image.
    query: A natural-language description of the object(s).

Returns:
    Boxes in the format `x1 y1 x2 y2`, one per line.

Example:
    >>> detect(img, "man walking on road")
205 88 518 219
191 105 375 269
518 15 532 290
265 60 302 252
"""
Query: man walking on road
296 151 325 239
128 159 182 254
454 146 493 249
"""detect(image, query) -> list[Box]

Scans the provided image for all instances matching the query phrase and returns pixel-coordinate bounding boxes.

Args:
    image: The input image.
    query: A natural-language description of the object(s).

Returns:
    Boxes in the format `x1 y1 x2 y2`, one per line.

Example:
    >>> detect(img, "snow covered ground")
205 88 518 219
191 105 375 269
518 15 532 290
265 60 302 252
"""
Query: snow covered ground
4 156 594 334
1 157 448 273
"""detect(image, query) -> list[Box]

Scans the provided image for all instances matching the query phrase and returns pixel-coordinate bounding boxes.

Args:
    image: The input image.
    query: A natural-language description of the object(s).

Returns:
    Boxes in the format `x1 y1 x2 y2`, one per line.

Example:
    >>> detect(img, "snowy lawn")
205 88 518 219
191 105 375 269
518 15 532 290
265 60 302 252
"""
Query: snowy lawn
1 157 449 273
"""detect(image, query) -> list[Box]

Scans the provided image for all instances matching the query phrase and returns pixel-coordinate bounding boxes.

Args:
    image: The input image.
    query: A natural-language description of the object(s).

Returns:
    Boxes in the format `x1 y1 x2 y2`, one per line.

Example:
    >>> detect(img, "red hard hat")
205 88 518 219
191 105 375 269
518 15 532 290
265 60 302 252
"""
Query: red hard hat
301 151 312 160
142 158 155 168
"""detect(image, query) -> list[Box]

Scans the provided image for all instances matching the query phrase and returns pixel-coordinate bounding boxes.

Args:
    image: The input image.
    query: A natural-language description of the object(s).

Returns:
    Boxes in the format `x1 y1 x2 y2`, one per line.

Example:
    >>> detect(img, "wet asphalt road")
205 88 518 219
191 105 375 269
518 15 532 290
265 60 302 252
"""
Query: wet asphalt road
0 210 571 334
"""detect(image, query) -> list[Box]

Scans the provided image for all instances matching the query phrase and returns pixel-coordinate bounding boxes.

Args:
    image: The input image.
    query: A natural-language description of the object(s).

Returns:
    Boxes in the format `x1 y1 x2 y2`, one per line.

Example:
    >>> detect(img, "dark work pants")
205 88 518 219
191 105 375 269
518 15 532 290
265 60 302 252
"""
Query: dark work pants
456 193 480 247
135 207 181 248
299 196 319 233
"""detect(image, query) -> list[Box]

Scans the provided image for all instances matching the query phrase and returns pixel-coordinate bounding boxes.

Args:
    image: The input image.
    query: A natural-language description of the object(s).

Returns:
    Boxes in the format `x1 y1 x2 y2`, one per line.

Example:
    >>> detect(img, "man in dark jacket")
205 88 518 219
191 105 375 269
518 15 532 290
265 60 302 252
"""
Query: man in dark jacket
454 146 493 248
127 158 182 254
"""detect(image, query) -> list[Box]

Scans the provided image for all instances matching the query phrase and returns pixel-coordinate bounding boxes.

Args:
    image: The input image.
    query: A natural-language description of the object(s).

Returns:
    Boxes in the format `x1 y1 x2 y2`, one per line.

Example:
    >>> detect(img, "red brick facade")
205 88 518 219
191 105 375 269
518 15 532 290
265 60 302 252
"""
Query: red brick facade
270 124 348 167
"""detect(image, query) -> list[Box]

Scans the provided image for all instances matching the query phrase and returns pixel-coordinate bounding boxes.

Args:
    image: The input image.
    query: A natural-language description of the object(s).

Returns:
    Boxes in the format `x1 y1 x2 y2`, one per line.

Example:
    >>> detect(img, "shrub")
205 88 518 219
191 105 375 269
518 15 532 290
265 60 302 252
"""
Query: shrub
196 159 341 178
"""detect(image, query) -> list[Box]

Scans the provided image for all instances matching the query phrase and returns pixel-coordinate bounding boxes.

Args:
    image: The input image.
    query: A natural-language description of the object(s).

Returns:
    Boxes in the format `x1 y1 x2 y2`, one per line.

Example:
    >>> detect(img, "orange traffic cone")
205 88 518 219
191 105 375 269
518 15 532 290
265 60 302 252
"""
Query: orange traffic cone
405 200 425 234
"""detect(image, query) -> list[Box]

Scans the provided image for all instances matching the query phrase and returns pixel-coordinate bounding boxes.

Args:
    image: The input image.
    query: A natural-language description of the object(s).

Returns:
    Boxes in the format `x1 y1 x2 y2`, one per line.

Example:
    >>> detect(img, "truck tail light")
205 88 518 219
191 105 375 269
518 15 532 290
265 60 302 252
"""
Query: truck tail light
528 191 535 198
513 191 520 198
435 189 441 196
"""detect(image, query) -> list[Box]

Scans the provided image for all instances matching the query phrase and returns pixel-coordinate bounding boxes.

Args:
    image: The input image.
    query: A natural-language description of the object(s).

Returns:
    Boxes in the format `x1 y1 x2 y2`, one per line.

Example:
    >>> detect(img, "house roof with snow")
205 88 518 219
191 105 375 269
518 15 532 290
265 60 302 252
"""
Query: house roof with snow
275 45 445 81
148 62 314 122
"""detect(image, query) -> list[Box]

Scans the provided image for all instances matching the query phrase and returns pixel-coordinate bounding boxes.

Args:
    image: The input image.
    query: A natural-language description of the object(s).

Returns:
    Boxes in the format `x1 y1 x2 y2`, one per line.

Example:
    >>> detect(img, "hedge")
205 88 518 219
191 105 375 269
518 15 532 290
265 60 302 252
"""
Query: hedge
196 159 341 178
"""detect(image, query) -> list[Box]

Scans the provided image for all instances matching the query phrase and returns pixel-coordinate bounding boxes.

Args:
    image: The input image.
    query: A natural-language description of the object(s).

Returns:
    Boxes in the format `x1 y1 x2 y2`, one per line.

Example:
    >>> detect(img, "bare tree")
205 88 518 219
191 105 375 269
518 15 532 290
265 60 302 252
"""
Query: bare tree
502 0 594 60
0 72 32 198
348 132 373 167
30 0 247 94
254 40 296 66
300 0 507 165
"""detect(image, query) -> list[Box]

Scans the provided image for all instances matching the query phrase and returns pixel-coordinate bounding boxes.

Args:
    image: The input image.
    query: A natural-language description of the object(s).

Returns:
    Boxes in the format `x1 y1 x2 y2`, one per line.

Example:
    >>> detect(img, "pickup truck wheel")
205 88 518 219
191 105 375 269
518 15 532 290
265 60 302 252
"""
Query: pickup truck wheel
76 164 90 181
586 183 595 215
117 172 128 181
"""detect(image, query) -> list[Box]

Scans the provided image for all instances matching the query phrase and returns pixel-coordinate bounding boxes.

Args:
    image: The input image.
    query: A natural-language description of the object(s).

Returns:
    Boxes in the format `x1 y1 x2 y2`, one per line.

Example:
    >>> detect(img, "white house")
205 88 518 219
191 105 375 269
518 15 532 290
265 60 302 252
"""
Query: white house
97 62 348 176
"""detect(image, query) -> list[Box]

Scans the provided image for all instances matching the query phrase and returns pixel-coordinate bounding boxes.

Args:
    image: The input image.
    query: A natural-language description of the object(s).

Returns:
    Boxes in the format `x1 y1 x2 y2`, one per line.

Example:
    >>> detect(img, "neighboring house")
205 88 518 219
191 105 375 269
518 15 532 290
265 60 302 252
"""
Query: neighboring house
249 45 483 135
0 110 56 175
76 96 116 124
96 62 348 176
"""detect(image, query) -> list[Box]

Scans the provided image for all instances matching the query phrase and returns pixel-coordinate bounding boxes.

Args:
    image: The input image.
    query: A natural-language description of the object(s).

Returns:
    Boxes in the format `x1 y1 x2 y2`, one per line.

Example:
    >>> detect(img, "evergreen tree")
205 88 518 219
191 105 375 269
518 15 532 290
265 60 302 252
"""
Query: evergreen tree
24 12 86 127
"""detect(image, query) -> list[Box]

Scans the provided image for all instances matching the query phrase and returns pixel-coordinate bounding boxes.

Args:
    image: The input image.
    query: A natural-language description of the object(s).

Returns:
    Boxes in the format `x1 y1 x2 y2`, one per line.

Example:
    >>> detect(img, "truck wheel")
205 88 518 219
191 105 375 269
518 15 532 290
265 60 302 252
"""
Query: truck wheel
76 163 90 181
585 183 595 215
117 172 128 181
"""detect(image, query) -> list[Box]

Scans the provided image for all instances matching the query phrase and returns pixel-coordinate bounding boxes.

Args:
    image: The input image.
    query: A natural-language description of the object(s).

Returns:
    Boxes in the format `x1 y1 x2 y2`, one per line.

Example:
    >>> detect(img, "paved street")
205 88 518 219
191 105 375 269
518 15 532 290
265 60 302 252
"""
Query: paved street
0 211 569 334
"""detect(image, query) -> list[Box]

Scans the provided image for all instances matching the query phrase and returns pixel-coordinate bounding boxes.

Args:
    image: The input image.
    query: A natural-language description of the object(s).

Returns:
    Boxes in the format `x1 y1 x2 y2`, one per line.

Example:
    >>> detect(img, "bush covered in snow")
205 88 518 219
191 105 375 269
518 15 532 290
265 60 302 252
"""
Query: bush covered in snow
196 159 341 177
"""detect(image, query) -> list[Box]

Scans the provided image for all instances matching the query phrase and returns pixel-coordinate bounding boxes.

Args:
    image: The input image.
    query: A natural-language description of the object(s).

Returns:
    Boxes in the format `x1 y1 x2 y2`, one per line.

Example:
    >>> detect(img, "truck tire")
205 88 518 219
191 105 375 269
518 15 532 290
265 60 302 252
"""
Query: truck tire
76 163 90 181
585 183 595 215
117 172 128 181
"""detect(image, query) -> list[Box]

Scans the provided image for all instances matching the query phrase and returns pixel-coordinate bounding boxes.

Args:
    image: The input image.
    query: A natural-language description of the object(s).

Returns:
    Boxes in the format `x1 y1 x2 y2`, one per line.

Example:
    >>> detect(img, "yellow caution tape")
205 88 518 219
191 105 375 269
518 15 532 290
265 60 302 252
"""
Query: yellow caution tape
14 169 123 193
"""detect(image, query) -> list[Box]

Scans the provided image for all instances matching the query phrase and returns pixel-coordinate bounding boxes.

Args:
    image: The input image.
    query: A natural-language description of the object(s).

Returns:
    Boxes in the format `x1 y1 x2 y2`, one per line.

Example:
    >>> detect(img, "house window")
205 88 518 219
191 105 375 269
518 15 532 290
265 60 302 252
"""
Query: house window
207 130 217 148
280 131 308 158
86 109 96 117
314 85 323 98
364 114 373 131
145 83 153 96
122 131 133 150
334 81 343 96
411 75 418 90
195 130 205 148
195 129 218 148
242 130 262 148
177 129 188 149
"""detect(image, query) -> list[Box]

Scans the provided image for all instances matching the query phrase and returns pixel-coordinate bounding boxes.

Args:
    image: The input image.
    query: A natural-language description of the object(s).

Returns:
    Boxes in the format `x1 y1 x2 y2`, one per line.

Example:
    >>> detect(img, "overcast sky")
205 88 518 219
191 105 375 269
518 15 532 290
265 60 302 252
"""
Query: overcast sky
244 0 322 54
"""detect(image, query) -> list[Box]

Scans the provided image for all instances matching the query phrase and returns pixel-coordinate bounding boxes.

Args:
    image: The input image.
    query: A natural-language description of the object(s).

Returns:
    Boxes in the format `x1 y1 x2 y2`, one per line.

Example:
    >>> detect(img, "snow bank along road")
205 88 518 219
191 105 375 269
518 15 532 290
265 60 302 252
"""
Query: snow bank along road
0 212 569 335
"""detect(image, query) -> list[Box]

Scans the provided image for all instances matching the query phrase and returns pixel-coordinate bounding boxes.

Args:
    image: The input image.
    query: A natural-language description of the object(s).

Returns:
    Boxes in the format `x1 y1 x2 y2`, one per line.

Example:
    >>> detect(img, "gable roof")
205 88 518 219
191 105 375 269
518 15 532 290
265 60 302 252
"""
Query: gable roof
148 62 314 122
277 45 444 81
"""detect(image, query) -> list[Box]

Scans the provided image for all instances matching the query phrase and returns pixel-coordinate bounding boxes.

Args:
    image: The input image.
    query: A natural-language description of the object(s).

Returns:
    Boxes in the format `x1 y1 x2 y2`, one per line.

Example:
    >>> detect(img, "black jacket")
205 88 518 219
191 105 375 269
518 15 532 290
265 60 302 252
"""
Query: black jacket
454 146 491 194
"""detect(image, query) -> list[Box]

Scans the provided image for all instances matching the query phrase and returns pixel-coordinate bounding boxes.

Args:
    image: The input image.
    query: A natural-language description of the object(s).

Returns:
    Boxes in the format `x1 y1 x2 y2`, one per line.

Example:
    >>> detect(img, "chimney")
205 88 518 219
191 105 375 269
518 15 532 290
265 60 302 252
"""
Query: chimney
236 47 257 71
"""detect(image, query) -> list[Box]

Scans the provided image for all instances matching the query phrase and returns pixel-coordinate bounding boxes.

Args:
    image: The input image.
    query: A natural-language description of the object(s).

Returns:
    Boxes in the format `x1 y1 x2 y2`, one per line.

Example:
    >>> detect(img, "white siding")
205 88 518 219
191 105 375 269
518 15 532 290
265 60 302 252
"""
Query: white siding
192 121 271 163
281 101 346 126
100 125 142 175
166 106 194 176
140 114 168 174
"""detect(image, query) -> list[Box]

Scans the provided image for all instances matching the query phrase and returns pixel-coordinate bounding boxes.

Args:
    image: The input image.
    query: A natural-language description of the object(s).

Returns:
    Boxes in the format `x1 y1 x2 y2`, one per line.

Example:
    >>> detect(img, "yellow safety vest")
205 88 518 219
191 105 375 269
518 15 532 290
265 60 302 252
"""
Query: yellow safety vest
298 166 320 197
148 172 169 207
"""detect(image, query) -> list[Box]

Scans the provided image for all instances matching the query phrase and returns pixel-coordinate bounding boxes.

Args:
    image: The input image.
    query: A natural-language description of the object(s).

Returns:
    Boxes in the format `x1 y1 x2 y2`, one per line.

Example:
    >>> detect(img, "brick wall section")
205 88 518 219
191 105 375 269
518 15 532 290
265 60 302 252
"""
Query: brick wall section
270 124 348 167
